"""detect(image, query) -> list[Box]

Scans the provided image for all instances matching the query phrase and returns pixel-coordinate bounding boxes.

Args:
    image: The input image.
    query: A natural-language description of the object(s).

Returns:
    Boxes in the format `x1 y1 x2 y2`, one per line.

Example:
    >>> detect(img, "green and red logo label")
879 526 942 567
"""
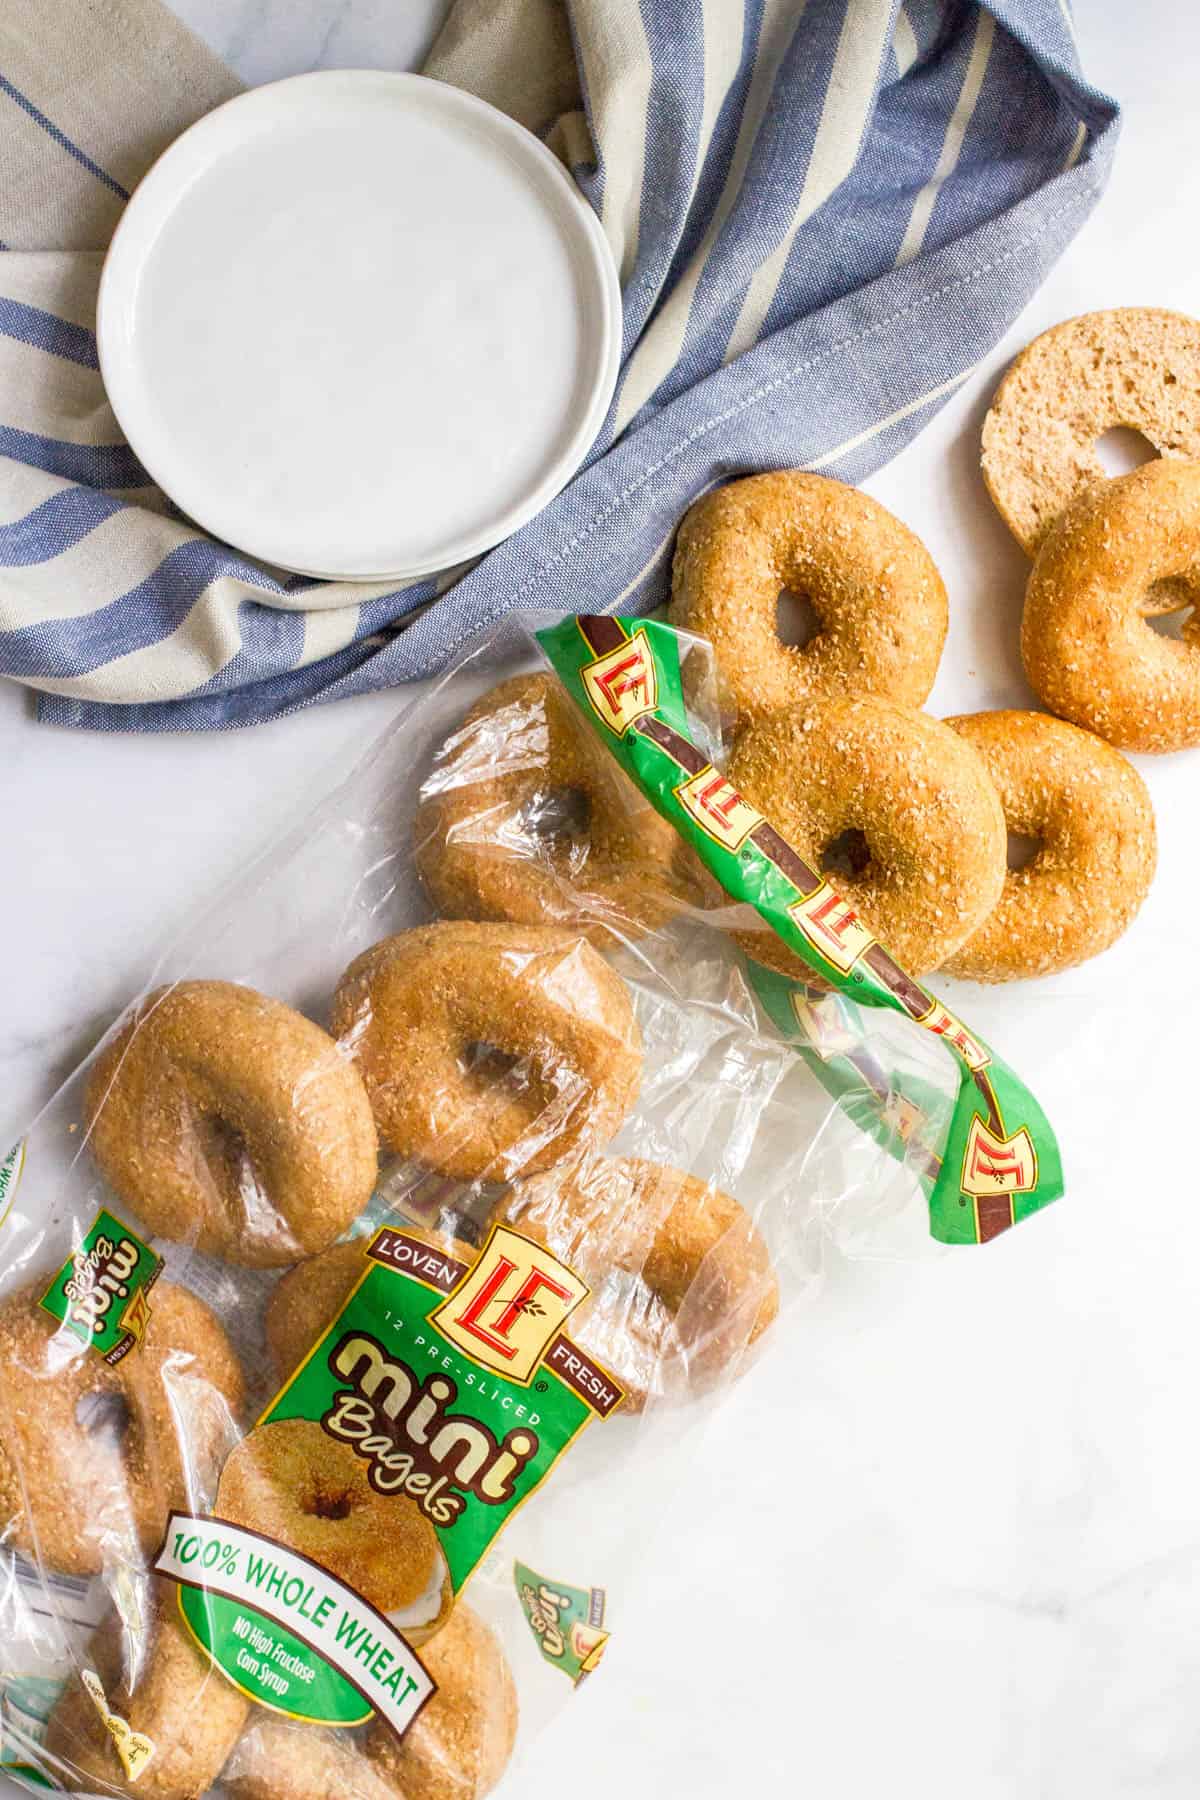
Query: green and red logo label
538 614 1063 1245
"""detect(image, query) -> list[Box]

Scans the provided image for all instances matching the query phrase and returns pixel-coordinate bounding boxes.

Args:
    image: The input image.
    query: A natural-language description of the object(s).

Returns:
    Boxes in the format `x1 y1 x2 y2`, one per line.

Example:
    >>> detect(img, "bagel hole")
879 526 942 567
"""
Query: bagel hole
820 828 873 881
1095 426 1159 478
1006 831 1041 872
460 1040 523 1086
776 588 821 649
1145 605 1193 639
76 1392 131 1445
521 785 591 846
194 1112 286 1247
306 1483 354 1522
197 1113 256 1190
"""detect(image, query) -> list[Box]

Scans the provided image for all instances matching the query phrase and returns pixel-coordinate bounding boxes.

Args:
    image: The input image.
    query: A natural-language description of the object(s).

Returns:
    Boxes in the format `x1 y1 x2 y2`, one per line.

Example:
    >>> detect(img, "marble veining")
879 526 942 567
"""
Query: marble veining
168 0 450 86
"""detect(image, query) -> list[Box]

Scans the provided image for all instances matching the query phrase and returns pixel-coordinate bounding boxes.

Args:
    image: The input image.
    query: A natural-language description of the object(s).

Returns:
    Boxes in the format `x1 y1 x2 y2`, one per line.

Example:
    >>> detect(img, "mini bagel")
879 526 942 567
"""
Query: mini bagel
222 1606 520 1800
266 1228 476 1381
367 1603 519 1800
0 1279 243 1577
415 671 702 942
491 1155 778 1412
983 307 1200 606
941 712 1157 982
668 471 948 723
1021 458 1200 752
85 981 379 1268
223 1719 398 1800
331 923 642 1182
725 696 1006 980
43 1581 249 1800
216 1418 453 1639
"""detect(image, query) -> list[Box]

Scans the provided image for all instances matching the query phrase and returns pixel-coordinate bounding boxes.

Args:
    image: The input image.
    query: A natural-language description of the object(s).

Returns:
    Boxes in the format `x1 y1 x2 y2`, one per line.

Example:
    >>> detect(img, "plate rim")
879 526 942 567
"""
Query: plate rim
96 68 623 599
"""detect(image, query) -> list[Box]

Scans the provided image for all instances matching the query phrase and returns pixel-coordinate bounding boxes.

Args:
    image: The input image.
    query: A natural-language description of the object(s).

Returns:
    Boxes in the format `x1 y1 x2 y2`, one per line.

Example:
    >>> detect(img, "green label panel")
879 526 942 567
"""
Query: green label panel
263 1240 595 1593
157 1513 433 1736
39 1208 162 1364
515 1560 610 1684
179 1586 376 1727
159 1227 614 1740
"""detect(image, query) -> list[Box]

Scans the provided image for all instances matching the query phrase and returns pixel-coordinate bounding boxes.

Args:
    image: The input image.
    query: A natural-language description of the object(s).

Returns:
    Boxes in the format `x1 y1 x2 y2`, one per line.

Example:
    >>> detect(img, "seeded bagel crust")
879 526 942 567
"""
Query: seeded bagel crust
725 696 1006 979
44 1584 249 1800
1021 458 1200 752
331 922 642 1182
943 711 1157 982
668 471 947 724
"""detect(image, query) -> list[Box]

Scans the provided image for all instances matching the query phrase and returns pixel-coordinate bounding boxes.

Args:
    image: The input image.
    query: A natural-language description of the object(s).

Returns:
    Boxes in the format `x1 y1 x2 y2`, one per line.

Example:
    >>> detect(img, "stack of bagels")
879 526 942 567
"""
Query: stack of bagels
670 306 1200 985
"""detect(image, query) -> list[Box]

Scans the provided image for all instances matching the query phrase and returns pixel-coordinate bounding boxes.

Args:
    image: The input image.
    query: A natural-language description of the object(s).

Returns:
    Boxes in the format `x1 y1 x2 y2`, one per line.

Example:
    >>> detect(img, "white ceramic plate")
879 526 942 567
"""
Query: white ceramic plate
98 71 622 598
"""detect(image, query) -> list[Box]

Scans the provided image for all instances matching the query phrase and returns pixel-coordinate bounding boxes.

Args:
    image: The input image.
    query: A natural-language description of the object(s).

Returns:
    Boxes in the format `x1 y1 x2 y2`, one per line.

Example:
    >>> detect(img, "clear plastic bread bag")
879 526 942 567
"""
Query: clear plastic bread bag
0 613 1060 1798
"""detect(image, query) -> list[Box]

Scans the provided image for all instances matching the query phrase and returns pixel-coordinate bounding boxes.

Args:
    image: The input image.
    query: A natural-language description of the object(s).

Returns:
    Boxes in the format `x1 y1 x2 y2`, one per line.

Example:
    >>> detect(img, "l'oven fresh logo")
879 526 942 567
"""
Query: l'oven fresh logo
788 883 876 975
960 1116 1037 1198
431 1225 590 1384
673 766 763 852
40 1209 163 1365
579 626 659 736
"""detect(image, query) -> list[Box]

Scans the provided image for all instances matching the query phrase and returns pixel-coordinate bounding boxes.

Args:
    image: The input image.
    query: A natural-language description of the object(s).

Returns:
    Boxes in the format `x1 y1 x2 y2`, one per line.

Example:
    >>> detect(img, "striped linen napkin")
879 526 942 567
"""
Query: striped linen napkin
0 0 1118 732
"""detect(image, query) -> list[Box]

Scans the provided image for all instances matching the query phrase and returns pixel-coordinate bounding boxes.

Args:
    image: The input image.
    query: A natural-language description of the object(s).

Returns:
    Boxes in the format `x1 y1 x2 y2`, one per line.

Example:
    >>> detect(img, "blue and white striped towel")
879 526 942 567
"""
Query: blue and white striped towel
0 0 1118 731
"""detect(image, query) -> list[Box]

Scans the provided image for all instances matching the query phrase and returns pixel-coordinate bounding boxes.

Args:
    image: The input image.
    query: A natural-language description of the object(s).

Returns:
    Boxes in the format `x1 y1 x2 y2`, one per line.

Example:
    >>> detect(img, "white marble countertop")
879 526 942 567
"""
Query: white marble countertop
4 3 1200 1796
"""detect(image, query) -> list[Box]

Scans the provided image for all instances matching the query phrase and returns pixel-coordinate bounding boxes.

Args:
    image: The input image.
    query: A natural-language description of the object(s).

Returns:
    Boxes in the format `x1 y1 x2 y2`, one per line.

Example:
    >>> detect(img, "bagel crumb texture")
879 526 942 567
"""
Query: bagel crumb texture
983 306 1200 601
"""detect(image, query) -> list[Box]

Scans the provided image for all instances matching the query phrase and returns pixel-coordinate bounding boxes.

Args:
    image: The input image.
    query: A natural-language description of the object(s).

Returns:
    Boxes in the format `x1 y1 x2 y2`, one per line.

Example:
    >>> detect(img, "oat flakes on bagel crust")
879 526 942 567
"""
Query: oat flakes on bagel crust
331 922 642 1181
85 981 379 1268
943 711 1157 982
1021 457 1200 752
725 695 1006 979
668 471 948 724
